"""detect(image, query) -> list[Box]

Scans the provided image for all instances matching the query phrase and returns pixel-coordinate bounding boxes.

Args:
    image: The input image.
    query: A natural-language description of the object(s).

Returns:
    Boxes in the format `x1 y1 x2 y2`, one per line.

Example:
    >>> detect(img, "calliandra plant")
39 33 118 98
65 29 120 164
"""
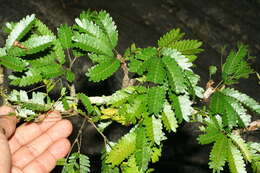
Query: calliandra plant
0 10 259 173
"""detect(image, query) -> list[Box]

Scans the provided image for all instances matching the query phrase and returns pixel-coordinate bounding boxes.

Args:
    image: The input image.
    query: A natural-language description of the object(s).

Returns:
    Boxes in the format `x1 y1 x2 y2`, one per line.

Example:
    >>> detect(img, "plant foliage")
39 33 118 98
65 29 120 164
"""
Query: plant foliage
0 10 259 173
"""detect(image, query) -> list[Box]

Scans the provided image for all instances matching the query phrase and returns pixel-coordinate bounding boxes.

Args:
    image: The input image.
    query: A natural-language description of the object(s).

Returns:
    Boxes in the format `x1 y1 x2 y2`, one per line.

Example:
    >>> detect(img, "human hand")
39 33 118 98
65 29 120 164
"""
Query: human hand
0 106 72 173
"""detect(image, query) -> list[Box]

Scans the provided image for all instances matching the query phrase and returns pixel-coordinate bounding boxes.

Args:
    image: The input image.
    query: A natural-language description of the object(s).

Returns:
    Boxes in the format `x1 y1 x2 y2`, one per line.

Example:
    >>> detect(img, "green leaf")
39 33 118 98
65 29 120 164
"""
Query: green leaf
221 88 260 114
161 48 192 71
86 58 120 82
106 86 141 106
150 146 162 163
144 115 166 145
88 53 108 63
184 70 204 98
78 93 94 113
72 32 113 57
28 52 56 67
8 90 51 112
79 154 90 173
106 130 136 166
97 11 118 48
53 39 66 64
170 39 203 57
147 86 165 114
9 70 42 87
197 116 223 145
146 58 166 84
209 66 217 77
162 101 178 132
209 134 228 172
229 133 252 162
222 44 253 85
65 70 75 83
0 56 27 71
122 155 141 173
23 35 55 54
162 56 187 93
58 24 73 49
158 28 184 48
37 64 64 79
5 14 35 49
35 19 55 36
135 127 150 172
227 140 247 173
170 93 193 123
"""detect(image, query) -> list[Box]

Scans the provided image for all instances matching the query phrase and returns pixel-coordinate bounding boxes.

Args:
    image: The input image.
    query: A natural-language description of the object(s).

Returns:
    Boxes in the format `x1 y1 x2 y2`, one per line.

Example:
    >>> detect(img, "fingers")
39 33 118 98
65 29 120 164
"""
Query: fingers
12 119 72 168
0 106 17 138
11 139 71 173
9 111 62 154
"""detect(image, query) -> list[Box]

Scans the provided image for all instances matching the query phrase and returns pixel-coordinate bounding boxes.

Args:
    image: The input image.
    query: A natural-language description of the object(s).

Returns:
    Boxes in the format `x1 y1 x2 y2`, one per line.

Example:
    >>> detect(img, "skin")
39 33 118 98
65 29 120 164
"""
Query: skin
0 106 73 173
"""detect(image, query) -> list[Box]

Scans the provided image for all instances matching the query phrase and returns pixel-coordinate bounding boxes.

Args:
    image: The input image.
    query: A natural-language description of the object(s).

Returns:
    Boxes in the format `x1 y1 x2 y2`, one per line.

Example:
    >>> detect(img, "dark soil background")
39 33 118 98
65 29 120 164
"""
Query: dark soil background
0 0 260 172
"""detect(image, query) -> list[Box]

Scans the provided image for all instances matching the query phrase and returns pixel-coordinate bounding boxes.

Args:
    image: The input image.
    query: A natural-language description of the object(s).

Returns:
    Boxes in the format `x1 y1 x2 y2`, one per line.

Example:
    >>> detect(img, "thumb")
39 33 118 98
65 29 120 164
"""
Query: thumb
0 106 17 138
0 106 17 173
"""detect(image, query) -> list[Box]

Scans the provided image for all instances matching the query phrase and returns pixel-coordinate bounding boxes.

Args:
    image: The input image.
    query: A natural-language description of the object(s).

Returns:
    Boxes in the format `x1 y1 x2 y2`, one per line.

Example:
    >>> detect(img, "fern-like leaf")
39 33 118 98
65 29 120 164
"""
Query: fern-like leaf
97 11 118 48
209 134 228 172
9 69 42 87
23 35 55 54
227 140 247 173
170 40 203 61
158 28 184 48
86 58 120 82
221 88 260 114
36 64 64 79
58 24 73 49
229 133 252 162
170 93 194 123
144 115 166 145
150 146 162 163
0 56 27 71
106 130 136 166
146 58 166 84
53 39 66 64
162 48 192 71
222 44 253 85
5 14 35 49
162 56 187 93
28 52 56 67
35 19 55 36
122 155 141 173
135 127 150 172
197 116 223 145
162 101 178 132
73 33 113 56
78 93 94 113
147 86 165 114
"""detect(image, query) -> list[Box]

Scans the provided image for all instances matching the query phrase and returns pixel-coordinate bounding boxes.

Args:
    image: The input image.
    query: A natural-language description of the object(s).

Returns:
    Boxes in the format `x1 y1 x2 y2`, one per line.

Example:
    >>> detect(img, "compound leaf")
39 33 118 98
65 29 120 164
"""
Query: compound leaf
162 101 178 132
106 130 136 166
23 35 55 54
162 56 187 94
209 134 228 172
147 86 165 114
221 88 260 114
58 24 73 49
6 14 35 49
87 58 120 82
158 28 184 48
170 93 193 123
227 141 247 173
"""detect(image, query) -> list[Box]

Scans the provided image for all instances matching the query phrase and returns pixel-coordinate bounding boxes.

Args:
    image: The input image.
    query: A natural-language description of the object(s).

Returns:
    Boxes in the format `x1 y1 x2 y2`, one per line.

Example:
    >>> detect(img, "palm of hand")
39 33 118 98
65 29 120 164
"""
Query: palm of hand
0 106 72 173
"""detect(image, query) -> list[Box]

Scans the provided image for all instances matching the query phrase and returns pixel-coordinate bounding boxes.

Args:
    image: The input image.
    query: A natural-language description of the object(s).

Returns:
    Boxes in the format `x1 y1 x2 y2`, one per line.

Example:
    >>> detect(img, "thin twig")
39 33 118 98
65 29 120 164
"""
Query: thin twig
65 117 87 161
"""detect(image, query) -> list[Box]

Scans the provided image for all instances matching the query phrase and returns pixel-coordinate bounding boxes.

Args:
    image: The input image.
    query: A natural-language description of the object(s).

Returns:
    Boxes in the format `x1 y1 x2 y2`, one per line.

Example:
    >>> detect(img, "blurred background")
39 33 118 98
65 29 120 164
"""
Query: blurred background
0 0 259 172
